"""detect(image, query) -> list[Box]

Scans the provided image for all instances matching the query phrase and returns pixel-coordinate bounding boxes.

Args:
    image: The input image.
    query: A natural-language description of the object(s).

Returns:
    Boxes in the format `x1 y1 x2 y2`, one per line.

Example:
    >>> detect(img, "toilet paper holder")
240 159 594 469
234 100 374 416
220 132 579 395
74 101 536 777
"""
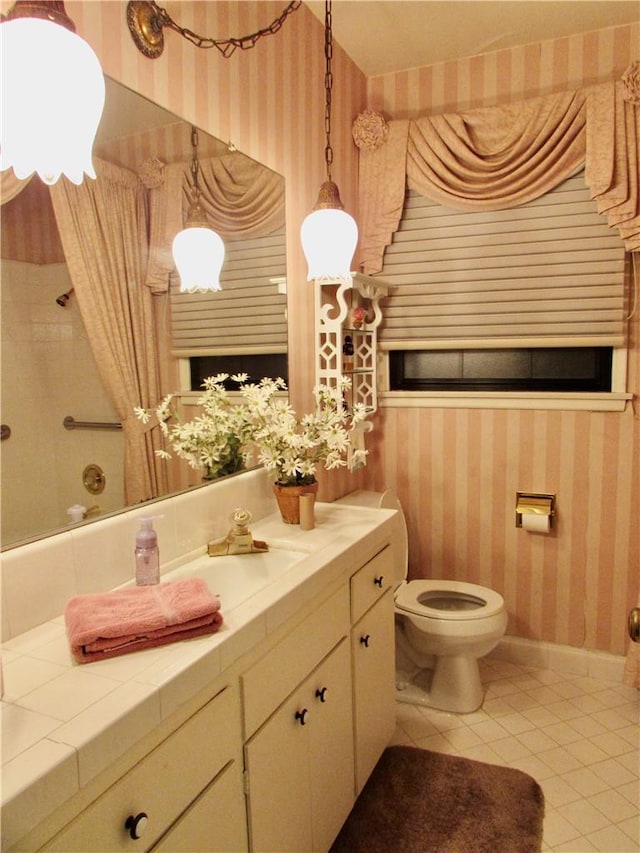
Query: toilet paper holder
515 492 555 528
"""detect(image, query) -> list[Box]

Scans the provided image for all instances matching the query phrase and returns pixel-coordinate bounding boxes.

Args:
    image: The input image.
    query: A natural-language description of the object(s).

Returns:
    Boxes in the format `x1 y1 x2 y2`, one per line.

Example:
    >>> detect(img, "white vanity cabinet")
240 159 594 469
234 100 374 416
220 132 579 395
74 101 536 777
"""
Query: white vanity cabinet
350 546 397 793
4 508 399 853
243 639 354 852
241 545 397 851
42 684 246 853
242 588 354 852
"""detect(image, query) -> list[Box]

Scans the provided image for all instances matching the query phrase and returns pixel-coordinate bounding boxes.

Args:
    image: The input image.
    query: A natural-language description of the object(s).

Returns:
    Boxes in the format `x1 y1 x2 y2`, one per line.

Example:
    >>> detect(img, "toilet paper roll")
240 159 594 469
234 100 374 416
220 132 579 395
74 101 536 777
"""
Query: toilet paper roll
522 513 550 534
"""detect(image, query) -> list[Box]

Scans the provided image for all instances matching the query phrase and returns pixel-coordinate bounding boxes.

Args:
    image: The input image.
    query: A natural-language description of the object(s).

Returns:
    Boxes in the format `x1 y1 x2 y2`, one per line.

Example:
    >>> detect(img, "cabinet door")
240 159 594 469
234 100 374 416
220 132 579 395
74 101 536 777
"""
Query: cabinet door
152 760 247 853
308 640 354 852
351 589 396 793
244 685 313 852
244 640 354 853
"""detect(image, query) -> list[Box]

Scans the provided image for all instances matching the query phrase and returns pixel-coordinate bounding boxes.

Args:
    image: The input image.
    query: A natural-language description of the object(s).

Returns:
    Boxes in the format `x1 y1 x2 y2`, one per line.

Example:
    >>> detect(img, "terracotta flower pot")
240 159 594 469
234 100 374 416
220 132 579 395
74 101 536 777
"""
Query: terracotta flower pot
272 481 318 524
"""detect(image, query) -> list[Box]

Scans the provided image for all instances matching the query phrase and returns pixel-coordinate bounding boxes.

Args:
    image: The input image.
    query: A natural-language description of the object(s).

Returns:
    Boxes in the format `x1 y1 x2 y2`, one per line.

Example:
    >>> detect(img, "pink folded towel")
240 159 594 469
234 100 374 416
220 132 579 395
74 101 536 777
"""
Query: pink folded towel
64 578 223 663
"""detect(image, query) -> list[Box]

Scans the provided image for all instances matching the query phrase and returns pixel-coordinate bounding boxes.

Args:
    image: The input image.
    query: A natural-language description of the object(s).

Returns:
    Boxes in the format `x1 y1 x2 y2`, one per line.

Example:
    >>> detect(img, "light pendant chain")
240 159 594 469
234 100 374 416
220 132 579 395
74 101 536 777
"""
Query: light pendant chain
190 126 201 202
324 0 334 181
154 0 301 58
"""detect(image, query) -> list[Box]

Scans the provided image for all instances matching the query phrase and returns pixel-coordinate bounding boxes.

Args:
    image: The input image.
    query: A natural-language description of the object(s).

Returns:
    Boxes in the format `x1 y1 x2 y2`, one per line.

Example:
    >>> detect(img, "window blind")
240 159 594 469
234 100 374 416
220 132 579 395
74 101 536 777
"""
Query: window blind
170 228 287 355
378 171 627 349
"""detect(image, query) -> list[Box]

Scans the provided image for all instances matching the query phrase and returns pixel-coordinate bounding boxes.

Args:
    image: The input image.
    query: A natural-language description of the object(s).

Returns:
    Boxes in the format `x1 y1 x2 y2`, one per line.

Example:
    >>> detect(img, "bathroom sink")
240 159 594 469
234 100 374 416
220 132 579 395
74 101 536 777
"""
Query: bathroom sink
163 548 308 612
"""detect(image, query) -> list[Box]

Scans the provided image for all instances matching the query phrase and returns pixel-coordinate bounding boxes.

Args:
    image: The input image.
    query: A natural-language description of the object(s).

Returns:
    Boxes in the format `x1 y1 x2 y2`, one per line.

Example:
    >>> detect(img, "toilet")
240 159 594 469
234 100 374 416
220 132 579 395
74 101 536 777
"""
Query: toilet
336 489 507 713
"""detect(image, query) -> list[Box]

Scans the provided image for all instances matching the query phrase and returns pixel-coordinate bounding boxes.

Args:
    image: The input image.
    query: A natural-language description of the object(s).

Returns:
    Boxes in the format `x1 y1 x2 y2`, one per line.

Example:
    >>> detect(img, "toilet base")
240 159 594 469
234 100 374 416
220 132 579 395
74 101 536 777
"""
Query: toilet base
396 654 485 714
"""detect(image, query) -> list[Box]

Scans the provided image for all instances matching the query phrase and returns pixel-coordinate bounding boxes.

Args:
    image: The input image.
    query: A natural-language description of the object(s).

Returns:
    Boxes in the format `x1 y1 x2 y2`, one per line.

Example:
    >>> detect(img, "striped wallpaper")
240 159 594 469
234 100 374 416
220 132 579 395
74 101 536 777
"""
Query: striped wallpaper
48 0 366 416
362 22 639 656
3 4 637 656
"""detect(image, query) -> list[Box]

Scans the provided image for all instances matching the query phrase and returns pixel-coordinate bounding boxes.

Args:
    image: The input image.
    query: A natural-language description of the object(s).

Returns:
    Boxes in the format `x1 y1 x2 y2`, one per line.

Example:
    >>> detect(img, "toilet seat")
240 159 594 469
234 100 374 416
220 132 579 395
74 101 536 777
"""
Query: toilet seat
395 579 505 621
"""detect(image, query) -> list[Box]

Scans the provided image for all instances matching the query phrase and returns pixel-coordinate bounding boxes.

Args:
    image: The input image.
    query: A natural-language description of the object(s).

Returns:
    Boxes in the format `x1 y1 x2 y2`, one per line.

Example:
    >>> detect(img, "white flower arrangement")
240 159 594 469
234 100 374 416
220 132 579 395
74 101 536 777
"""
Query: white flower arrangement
239 376 368 486
135 373 368 486
134 374 252 480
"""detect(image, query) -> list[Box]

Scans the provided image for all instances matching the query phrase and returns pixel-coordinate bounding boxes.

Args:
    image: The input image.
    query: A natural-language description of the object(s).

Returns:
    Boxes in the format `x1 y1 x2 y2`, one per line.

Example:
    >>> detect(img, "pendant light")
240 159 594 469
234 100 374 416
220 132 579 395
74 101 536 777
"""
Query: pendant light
172 127 225 293
0 1 105 185
300 0 358 283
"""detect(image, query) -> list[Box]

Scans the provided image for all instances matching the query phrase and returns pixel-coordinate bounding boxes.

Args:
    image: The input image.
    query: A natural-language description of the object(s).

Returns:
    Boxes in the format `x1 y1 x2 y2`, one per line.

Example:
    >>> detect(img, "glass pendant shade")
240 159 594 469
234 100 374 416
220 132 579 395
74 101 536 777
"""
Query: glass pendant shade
0 16 105 185
301 205 358 282
172 225 225 293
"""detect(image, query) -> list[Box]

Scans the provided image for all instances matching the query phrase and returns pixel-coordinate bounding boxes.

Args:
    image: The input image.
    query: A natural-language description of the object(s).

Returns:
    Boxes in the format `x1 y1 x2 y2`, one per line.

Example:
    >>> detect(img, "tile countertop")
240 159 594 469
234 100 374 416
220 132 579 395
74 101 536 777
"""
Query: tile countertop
1 503 397 846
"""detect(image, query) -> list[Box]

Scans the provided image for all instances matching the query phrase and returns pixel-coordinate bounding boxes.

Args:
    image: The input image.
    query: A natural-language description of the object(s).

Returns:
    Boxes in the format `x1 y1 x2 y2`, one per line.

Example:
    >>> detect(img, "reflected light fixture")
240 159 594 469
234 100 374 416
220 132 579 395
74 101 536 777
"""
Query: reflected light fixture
172 127 225 294
0 1 105 185
300 0 358 283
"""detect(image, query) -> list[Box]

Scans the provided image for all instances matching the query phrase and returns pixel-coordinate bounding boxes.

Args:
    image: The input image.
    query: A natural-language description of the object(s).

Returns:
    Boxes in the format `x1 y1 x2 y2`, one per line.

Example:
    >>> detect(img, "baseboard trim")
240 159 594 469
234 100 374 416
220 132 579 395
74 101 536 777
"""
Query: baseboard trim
488 635 627 683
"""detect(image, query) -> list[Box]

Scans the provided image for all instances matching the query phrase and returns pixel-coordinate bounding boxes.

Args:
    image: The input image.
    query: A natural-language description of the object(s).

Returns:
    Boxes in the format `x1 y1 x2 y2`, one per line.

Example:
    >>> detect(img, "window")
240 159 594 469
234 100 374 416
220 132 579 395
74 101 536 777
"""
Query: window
390 347 612 392
375 170 630 409
378 171 626 350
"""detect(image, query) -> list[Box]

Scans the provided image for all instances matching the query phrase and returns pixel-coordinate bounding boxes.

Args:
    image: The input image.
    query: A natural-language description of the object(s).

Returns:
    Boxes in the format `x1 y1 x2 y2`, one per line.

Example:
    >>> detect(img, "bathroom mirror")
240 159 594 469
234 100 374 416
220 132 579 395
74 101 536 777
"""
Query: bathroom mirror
0 77 287 549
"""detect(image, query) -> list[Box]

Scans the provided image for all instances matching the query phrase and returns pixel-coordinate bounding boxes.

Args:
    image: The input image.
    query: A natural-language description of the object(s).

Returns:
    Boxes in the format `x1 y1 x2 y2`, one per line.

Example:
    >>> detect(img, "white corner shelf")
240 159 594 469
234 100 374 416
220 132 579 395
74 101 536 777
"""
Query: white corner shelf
315 273 389 415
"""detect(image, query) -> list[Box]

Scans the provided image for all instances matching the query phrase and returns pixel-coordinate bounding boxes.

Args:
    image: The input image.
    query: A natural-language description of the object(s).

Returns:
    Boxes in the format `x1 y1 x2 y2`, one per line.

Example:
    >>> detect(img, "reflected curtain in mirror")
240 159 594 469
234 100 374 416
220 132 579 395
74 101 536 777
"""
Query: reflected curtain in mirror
145 150 285 293
49 158 168 504
0 170 32 206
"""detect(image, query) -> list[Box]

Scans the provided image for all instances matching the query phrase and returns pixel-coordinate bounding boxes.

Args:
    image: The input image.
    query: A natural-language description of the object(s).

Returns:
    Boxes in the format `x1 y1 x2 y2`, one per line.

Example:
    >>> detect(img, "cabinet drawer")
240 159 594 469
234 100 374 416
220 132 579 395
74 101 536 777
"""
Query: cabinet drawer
45 685 240 852
151 760 247 853
242 586 349 738
350 546 394 624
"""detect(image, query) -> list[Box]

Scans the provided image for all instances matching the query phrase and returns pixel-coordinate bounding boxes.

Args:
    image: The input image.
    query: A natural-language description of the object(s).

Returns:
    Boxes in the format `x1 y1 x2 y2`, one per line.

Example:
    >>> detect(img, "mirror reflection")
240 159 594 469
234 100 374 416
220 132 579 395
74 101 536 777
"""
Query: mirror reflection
1 77 287 549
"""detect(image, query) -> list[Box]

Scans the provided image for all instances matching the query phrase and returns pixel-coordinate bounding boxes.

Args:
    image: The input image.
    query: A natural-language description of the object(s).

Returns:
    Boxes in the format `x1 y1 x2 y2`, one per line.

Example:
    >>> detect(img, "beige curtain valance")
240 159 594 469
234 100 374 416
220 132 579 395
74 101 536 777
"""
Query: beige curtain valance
358 78 640 274
145 151 286 293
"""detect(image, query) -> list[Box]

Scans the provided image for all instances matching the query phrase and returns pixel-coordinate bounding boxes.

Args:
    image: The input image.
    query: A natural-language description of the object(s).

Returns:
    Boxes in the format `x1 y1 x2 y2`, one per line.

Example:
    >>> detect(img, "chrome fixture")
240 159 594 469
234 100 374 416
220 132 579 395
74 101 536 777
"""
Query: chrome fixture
83 464 106 495
56 288 74 307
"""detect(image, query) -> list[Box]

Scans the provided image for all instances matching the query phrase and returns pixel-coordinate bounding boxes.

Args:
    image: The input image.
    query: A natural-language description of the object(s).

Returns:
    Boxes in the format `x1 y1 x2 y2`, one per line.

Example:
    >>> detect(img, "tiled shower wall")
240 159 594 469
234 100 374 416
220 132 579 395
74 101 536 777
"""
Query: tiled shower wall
0 261 123 544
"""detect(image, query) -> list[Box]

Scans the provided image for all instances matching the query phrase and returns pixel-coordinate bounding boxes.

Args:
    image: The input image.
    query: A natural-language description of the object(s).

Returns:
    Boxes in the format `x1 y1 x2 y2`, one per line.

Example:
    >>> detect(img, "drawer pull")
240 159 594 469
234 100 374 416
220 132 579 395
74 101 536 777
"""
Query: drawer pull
125 812 149 840
374 575 384 587
315 686 328 703
295 708 308 726
360 634 371 648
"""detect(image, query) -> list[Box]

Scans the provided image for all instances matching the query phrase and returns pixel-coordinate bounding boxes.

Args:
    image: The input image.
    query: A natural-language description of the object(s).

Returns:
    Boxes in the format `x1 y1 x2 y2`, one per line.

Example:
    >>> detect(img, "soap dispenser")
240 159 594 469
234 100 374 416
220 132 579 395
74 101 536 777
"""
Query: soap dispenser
135 517 160 586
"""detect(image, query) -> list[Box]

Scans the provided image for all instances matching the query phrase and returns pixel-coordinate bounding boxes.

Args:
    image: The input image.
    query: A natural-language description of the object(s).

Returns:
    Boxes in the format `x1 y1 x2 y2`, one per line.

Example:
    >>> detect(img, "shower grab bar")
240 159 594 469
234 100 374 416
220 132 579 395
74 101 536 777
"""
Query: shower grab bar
63 416 122 432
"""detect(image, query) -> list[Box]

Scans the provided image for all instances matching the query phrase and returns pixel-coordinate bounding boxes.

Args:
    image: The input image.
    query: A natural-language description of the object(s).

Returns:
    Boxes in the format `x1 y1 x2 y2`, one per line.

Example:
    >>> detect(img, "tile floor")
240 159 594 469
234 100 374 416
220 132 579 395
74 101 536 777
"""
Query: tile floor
391 658 639 852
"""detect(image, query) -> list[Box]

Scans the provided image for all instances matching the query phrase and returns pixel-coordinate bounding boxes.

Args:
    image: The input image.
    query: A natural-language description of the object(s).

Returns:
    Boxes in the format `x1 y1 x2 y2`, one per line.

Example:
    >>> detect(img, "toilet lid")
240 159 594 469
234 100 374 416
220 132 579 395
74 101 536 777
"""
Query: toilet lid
395 579 505 621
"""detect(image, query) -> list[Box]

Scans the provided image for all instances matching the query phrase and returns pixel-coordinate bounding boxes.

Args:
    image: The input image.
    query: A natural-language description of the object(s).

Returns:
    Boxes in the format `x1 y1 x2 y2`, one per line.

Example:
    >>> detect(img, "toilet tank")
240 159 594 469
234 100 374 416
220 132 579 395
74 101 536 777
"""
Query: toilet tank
335 490 408 587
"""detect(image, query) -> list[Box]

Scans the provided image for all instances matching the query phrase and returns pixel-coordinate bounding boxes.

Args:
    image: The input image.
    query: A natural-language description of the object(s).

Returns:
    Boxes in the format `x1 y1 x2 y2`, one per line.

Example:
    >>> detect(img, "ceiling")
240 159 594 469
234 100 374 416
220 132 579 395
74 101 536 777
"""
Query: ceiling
305 1 639 77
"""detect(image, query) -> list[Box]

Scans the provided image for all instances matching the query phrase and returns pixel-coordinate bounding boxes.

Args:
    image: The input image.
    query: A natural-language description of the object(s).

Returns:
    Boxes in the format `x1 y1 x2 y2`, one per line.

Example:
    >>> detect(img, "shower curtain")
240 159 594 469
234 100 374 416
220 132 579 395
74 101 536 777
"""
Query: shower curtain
49 158 168 504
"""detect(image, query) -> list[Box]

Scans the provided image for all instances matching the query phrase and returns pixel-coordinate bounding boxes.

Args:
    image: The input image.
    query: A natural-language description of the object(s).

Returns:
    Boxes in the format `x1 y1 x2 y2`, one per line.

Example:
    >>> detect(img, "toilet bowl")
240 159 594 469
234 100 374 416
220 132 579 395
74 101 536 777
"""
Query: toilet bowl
336 490 507 713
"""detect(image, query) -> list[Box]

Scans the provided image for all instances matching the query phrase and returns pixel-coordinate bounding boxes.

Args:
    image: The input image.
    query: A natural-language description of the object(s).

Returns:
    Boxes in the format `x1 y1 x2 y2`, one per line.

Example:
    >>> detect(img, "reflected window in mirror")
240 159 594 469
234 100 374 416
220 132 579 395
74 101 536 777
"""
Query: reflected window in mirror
190 355 289 391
